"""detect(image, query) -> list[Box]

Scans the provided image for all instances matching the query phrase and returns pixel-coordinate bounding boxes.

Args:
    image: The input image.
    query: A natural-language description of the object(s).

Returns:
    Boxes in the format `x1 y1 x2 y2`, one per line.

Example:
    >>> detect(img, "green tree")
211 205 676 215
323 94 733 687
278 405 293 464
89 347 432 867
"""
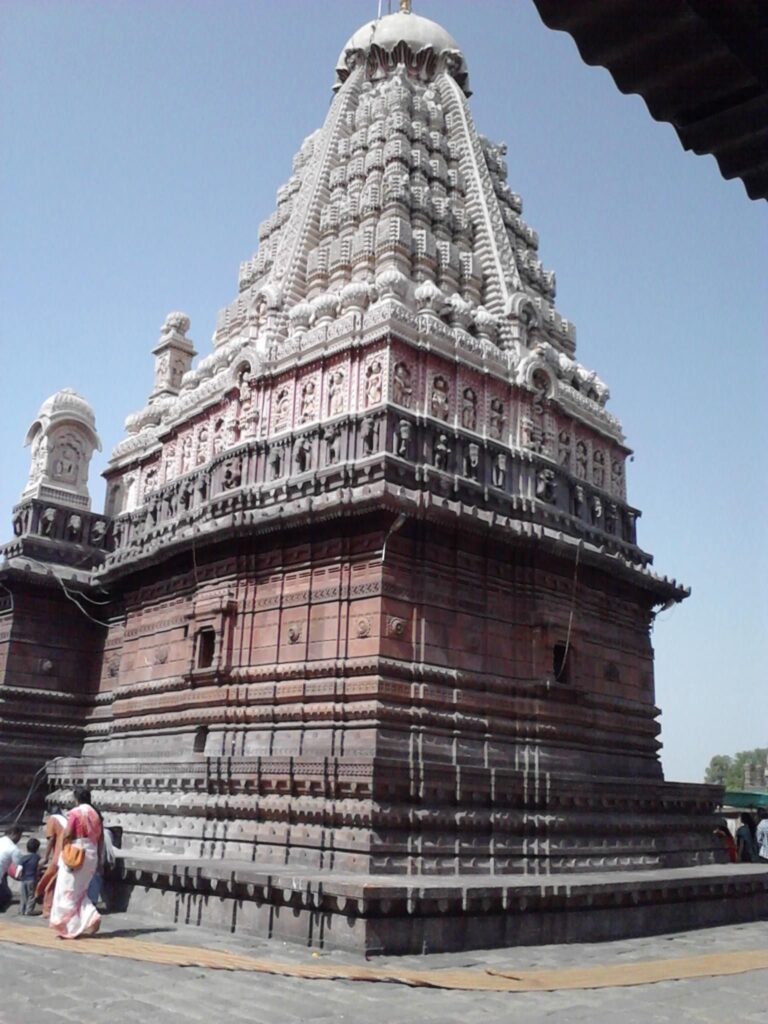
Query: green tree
705 747 768 789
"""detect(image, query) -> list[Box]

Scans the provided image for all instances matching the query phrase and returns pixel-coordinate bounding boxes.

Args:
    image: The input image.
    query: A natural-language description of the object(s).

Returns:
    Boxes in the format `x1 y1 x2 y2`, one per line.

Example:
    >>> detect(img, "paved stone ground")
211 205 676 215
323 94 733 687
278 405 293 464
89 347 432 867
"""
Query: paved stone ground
0 904 765 1024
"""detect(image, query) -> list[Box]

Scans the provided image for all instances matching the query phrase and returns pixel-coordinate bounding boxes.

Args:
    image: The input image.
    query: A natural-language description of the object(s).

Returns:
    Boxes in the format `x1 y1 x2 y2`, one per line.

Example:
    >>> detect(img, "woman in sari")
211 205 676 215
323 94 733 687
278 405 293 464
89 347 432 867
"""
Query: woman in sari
49 787 102 939
35 806 68 917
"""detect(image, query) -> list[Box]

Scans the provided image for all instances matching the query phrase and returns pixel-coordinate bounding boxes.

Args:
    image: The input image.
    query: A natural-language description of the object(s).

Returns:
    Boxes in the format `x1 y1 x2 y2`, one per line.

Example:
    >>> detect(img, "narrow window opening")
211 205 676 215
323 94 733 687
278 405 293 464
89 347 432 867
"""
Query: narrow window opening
553 643 570 684
193 726 208 753
196 627 216 669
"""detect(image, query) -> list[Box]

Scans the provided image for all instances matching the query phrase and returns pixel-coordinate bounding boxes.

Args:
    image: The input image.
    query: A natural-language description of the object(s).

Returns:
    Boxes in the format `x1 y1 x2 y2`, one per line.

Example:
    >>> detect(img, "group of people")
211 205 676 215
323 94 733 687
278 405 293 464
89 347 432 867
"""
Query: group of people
0 786 113 939
735 811 768 863
713 811 768 863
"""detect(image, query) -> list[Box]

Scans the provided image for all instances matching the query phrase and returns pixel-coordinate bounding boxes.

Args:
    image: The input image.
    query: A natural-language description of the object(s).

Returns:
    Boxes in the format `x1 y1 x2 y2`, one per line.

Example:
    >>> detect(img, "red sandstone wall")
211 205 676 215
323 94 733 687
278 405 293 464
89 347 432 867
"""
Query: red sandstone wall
82 516 660 782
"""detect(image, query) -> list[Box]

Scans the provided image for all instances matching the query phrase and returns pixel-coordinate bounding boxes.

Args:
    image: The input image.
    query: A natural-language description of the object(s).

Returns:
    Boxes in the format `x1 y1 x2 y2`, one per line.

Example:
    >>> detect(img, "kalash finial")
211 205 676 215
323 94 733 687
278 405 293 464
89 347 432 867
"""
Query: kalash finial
400 0 412 12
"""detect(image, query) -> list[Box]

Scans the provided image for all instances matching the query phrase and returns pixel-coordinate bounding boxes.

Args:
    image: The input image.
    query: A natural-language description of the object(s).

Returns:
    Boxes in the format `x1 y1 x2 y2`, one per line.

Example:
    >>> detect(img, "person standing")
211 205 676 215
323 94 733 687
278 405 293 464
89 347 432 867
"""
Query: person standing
756 812 768 863
49 788 102 939
0 826 22 912
16 838 41 915
35 806 68 917
736 812 759 863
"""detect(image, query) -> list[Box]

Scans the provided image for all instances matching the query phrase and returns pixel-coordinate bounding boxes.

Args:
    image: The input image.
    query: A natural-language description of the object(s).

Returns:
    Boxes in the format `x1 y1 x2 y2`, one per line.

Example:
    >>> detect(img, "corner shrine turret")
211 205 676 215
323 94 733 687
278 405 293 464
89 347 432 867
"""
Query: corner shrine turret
2 7 740 955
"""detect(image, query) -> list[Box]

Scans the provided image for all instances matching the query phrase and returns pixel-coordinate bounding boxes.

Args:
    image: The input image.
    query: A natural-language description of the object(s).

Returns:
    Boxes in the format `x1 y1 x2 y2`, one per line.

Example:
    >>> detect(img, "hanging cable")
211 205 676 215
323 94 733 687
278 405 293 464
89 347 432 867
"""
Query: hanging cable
561 541 581 668
0 765 49 825
12 556 111 628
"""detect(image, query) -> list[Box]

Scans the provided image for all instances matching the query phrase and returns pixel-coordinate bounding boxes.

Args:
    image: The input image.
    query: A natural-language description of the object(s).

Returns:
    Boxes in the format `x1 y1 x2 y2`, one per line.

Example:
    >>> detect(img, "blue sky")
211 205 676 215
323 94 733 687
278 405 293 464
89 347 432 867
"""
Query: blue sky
1 1 765 782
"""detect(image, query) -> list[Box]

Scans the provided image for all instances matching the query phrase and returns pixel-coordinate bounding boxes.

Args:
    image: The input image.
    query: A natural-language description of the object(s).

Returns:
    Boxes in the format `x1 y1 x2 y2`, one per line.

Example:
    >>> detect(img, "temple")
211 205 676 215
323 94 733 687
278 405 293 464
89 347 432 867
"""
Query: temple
2 7 764 952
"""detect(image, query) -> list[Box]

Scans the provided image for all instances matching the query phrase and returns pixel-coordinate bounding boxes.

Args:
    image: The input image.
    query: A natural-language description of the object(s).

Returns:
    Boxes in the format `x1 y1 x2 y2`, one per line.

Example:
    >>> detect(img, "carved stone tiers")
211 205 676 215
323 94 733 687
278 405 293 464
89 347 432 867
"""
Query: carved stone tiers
0 8 740 951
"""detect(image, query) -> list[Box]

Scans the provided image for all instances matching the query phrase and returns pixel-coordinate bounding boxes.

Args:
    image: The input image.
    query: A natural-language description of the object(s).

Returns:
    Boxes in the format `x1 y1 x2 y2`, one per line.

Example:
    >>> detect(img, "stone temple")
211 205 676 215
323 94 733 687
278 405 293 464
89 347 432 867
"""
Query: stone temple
2 5 765 952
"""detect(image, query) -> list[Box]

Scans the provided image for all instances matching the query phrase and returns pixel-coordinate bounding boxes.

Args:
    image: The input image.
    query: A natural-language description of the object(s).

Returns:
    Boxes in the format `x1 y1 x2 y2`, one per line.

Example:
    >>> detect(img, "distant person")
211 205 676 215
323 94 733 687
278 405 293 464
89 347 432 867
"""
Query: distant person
16 838 41 915
0 826 22 912
87 809 115 908
756 812 768 863
713 823 737 863
735 812 759 863
49 787 102 939
35 806 68 917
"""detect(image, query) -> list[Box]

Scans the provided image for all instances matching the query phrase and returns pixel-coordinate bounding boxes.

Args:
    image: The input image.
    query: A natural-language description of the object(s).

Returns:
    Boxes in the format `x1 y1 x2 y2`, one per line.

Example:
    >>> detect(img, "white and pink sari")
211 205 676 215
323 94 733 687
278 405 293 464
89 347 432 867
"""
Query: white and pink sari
50 803 102 939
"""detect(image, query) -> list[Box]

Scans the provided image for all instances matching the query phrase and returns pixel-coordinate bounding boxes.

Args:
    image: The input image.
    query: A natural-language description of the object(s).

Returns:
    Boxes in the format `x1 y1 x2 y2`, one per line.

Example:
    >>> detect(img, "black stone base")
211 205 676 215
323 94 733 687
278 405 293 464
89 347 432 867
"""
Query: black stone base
108 855 768 955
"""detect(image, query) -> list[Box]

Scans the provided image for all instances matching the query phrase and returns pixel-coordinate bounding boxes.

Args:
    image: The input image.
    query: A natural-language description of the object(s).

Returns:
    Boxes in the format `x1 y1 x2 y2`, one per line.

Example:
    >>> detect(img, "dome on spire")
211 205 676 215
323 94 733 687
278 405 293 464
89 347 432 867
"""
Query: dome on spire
29 388 98 435
335 10 470 94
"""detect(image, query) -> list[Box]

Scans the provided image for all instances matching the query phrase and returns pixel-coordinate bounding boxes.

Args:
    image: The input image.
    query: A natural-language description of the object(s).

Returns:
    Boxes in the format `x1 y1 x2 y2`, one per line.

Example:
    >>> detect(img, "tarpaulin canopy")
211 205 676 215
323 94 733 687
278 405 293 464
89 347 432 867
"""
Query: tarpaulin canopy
723 791 768 809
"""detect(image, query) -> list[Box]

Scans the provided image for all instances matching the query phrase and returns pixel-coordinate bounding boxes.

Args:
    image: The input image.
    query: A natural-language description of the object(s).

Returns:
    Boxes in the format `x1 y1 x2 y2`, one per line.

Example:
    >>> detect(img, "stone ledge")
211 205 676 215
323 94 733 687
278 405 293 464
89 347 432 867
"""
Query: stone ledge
109 854 768 954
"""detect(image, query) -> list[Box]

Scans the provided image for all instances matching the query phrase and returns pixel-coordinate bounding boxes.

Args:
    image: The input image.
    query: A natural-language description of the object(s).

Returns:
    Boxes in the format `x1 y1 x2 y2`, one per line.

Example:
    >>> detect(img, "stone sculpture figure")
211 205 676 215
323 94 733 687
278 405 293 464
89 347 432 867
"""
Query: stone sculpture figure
361 415 379 455
181 435 193 473
392 362 413 408
590 494 603 525
461 388 477 431
433 433 451 470
90 519 107 546
300 380 317 423
558 430 572 468
327 371 345 416
532 369 551 415
66 514 83 542
40 507 57 537
489 398 505 441
606 502 618 534
51 438 81 484
269 449 282 480
295 437 312 473
365 360 383 407
26 433 49 488
238 364 252 403
222 460 242 491
492 451 507 488
325 424 342 465
12 509 28 537
430 376 450 421
575 441 588 479
525 421 545 454
593 449 606 488
274 388 290 431
396 419 411 458
572 484 585 516
464 442 480 480
536 468 556 503
196 426 209 465
180 481 195 511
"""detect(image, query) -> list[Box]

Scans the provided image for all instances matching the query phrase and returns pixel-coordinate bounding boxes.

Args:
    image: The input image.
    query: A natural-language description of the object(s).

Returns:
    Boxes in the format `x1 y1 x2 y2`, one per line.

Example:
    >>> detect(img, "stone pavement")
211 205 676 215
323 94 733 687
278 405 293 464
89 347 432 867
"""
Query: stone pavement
0 907 765 1024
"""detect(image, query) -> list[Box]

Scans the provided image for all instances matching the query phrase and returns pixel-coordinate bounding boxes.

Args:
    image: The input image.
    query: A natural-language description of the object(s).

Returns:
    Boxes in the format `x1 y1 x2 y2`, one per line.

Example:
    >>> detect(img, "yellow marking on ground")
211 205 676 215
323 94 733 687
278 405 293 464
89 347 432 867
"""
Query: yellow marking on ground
0 921 766 992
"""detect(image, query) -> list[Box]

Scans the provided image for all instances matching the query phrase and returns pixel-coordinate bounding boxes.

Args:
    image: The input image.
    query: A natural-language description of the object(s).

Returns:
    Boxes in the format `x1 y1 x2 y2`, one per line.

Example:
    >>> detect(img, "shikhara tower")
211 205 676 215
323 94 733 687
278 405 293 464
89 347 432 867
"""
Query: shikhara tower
3 7 753 952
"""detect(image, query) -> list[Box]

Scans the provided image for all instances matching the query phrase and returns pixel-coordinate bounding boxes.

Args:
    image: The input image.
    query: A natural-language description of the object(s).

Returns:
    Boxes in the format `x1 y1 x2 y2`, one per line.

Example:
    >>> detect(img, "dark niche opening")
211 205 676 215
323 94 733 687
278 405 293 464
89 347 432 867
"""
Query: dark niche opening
196 627 216 670
553 642 571 684
193 725 208 754
604 661 621 683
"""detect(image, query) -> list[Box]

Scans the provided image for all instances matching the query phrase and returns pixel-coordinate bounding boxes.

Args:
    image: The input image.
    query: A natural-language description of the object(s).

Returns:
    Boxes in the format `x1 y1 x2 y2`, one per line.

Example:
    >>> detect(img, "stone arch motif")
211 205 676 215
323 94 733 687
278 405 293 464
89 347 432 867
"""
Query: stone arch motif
506 293 541 348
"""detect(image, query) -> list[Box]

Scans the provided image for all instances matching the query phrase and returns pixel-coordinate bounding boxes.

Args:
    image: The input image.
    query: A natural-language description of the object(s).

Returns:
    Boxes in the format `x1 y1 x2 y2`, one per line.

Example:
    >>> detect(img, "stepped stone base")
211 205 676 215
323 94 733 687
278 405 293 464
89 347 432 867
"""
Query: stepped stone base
108 856 768 955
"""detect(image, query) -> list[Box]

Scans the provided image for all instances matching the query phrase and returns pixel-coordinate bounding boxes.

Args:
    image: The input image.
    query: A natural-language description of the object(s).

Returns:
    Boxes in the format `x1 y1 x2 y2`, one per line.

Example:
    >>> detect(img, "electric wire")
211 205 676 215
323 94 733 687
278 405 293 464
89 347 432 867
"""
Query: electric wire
561 542 581 668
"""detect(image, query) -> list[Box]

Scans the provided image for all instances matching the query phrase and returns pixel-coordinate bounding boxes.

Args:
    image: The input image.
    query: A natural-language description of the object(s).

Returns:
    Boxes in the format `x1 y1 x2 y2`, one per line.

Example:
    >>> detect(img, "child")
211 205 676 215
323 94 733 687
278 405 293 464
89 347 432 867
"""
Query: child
16 838 40 915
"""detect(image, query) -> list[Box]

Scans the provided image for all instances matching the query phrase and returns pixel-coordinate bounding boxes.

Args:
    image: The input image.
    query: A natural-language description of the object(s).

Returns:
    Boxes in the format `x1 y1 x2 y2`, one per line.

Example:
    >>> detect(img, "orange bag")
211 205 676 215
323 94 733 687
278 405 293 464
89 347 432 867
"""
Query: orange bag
62 842 84 870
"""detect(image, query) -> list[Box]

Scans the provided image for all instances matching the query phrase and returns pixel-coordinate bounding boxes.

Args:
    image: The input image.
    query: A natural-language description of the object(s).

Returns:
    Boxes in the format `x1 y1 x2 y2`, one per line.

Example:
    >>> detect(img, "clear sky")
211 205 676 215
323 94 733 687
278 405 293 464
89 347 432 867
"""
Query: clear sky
1 1 765 783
